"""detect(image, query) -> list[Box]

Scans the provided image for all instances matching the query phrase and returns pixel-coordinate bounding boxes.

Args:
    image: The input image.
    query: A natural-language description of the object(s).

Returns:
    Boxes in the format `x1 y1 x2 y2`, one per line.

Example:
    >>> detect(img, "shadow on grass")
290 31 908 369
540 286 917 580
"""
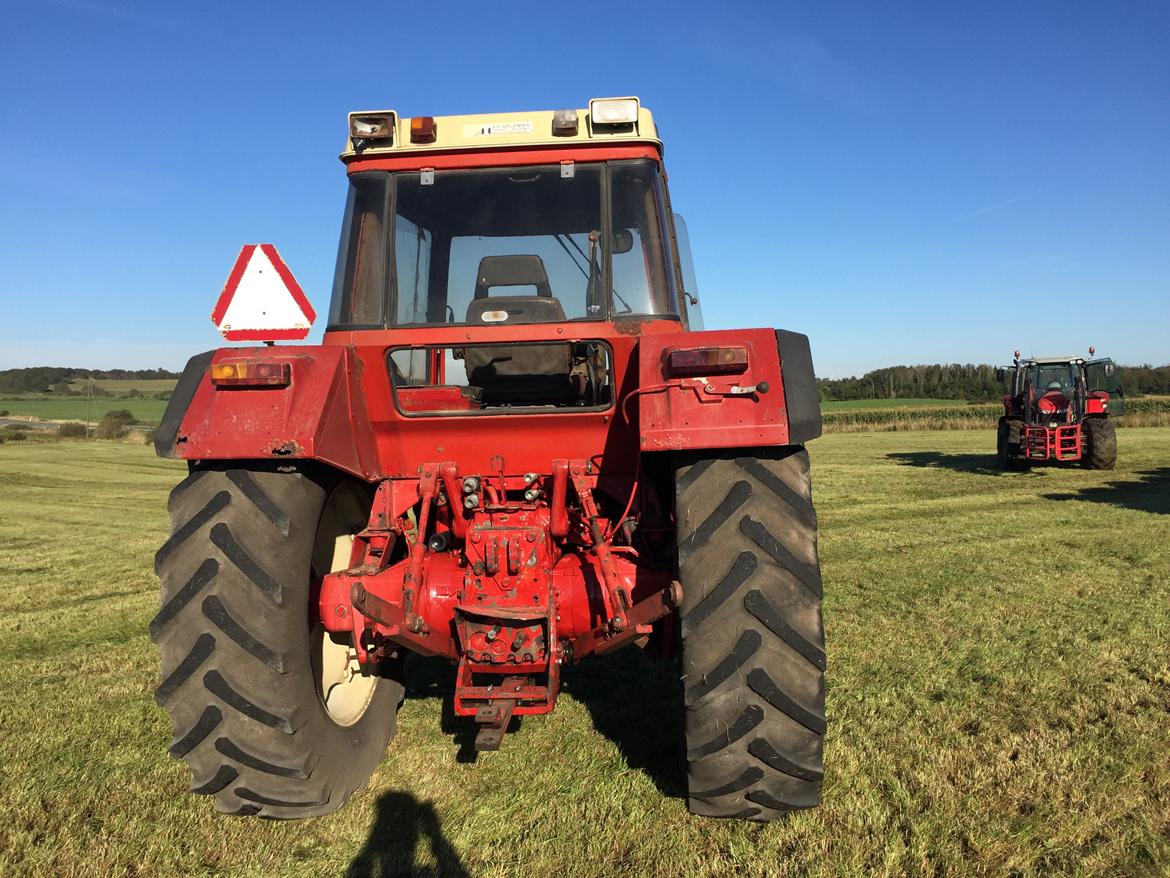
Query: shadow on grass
887 451 1006 475
1043 467 1170 514
347 790 471 878
561 646 686 800
402 656 522 763
402 648 685 799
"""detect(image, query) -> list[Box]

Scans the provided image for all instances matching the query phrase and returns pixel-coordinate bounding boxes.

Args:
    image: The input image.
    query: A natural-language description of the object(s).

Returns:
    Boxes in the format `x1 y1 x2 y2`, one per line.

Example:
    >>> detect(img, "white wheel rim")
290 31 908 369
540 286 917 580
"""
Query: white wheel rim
311 491 379 727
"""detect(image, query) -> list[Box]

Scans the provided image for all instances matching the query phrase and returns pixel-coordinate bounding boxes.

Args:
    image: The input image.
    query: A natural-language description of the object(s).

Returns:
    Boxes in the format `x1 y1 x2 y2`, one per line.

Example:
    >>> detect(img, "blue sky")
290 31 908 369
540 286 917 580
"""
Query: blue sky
1 0 1167 377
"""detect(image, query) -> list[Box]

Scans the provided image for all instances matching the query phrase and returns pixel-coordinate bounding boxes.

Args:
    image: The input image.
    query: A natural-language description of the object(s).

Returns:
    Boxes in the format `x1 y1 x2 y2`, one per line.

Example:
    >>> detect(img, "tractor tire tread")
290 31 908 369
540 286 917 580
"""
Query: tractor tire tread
214 737 308 778
150 558 219 638
676 447 825 822
168 706 221 758
154 633 216 704
1083 418 1117 470
202 670 295 733
152 466 402 818
226 470 291 535
686 705 764 761
684 629 762 706
677 480 753 564
155 491 231 572
191 764 239 795
201 595 285 671
209 522 284 604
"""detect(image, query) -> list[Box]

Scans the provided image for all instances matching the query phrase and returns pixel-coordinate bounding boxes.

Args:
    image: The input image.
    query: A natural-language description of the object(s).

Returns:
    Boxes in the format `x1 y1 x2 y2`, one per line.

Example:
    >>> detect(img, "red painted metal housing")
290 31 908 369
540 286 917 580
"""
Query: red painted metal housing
344 144 661 174
173 322 796 479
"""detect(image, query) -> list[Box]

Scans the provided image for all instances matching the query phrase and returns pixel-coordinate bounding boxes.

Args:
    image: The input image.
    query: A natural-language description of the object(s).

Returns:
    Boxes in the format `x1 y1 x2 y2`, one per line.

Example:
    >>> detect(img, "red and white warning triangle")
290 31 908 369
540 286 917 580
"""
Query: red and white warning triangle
211 244 316 341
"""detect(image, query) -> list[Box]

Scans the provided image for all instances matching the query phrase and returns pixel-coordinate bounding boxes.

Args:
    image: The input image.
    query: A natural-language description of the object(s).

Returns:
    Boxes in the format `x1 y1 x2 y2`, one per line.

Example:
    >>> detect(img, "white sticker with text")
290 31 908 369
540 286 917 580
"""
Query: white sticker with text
463 121 534 137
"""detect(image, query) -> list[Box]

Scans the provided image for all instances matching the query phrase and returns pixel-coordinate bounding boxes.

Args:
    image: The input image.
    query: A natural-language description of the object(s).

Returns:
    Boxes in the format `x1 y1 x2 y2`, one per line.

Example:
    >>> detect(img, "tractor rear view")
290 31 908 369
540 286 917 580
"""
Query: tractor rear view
997 349 1123 470
151 98 826 822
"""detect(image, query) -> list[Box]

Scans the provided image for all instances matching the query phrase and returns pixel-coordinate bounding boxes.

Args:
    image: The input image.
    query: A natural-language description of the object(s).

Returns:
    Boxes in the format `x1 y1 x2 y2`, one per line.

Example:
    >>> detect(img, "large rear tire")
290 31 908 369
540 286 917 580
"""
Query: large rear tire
151 465 404 818
996 419 1010 469
674 447 825 822
1083 418 1117 470
998 418 1028 471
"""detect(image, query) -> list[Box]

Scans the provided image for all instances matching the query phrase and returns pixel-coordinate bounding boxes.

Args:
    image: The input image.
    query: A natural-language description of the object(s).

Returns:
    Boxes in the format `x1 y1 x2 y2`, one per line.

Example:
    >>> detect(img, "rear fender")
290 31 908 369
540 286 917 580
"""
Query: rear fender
155 346 379 480
636 328 821 451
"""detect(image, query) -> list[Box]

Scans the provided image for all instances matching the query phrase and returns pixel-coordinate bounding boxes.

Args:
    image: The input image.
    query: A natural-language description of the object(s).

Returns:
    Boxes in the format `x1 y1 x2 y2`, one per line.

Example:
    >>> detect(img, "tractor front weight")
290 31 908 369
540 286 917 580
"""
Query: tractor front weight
318 459 680 751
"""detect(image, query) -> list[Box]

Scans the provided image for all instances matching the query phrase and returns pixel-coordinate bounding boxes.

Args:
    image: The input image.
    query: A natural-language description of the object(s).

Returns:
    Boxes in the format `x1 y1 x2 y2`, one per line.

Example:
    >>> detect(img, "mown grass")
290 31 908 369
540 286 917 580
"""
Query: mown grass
0 433 1167 877
821 398 970 411
824 397 1170 433
0 397 168 424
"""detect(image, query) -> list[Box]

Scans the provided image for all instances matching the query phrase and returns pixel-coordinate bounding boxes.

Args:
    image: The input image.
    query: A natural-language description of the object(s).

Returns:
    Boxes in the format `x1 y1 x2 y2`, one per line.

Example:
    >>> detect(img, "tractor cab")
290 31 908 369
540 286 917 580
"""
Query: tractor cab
1005 352 1123 425
326 100 694 414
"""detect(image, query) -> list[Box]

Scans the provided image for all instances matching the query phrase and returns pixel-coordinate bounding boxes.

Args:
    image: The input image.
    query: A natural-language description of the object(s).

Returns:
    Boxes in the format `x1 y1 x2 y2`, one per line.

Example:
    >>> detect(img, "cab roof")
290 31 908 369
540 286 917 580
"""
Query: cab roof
340 98 661 161
1019 356 1086 366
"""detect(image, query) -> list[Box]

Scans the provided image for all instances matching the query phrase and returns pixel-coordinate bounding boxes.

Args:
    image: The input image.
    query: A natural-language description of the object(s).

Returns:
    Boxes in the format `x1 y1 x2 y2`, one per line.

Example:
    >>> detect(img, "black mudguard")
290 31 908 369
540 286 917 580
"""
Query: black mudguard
775 330 822 444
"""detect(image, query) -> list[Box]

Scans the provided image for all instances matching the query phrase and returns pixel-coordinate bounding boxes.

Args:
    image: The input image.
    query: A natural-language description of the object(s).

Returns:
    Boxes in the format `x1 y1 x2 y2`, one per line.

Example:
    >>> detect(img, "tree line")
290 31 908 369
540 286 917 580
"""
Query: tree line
818 363 1170 402
3 362 1167 402
0 367 180 394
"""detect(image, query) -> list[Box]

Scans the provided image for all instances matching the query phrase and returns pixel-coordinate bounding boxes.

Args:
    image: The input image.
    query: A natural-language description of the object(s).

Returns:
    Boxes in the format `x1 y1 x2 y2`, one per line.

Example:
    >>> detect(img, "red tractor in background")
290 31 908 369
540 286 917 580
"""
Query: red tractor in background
151 98 826 823
997 349 1122 470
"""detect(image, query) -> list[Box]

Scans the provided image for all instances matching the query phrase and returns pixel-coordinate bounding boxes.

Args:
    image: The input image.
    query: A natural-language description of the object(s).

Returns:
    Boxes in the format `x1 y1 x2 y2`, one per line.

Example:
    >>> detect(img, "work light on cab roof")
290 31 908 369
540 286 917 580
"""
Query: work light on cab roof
152 96 827 826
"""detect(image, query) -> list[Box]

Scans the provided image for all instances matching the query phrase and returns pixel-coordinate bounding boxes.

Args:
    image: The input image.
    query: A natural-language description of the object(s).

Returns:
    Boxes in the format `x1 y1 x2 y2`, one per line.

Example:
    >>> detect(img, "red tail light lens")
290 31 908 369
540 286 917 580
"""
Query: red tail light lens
665 346 749 377
211 361 291 388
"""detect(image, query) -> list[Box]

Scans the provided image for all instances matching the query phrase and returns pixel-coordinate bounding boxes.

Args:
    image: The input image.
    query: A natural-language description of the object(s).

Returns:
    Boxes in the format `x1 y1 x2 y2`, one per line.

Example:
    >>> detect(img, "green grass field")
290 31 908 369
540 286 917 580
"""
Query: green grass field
67 378 178 394
0 397 168 424
821 398 970 411
1 432 1167 877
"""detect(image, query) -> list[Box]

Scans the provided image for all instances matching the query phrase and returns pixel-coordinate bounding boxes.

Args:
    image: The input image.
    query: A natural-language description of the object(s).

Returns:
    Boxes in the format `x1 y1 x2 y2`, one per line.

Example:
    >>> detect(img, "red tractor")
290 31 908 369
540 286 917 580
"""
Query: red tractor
151 98 825 822
997 349 1122 470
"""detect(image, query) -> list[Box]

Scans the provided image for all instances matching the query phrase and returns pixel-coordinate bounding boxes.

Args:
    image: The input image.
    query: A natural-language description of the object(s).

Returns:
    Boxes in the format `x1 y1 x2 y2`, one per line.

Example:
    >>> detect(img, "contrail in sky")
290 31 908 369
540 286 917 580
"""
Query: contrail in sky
952 185 1054 223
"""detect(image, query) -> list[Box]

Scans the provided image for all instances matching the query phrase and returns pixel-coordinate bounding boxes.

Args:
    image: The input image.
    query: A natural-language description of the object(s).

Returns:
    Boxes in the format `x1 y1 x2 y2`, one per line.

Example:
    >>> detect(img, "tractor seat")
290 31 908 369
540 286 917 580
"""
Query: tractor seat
464 254 565 325
463 255 573 404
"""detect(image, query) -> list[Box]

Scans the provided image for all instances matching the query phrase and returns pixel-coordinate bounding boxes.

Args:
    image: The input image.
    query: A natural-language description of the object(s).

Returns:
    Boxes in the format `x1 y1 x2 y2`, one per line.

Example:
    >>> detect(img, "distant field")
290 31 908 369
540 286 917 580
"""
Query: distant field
0 397 168 424
1 431 1167 877
67 378 177 394
822 398 970 411
823 397 1170 432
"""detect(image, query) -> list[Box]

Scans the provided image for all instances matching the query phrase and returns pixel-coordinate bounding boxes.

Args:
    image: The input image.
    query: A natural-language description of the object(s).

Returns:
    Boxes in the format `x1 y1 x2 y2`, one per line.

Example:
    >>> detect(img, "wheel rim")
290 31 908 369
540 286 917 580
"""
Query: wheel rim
310 484 378 727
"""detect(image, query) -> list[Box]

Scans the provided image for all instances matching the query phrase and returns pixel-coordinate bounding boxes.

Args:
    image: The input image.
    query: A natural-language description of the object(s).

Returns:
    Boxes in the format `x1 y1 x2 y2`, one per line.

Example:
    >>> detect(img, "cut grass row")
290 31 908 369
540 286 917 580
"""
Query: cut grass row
824 396 1170 432
1 431 1167 876
821 397 970 411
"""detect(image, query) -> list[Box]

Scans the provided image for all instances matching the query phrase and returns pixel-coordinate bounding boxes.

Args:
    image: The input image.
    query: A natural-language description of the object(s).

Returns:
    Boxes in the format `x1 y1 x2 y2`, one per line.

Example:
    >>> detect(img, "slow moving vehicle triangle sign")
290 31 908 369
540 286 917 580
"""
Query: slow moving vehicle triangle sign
211 244 316 341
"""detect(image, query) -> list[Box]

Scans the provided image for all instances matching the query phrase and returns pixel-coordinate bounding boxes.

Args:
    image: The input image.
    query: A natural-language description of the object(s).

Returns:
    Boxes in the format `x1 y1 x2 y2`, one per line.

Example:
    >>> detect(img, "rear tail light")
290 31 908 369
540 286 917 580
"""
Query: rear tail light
665 346 748 377
210 361 291 388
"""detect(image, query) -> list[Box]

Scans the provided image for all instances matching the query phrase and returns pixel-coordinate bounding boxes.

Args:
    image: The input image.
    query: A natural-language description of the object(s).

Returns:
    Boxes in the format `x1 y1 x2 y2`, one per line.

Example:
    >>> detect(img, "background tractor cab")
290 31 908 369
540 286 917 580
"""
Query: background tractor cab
997 348 1122 469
